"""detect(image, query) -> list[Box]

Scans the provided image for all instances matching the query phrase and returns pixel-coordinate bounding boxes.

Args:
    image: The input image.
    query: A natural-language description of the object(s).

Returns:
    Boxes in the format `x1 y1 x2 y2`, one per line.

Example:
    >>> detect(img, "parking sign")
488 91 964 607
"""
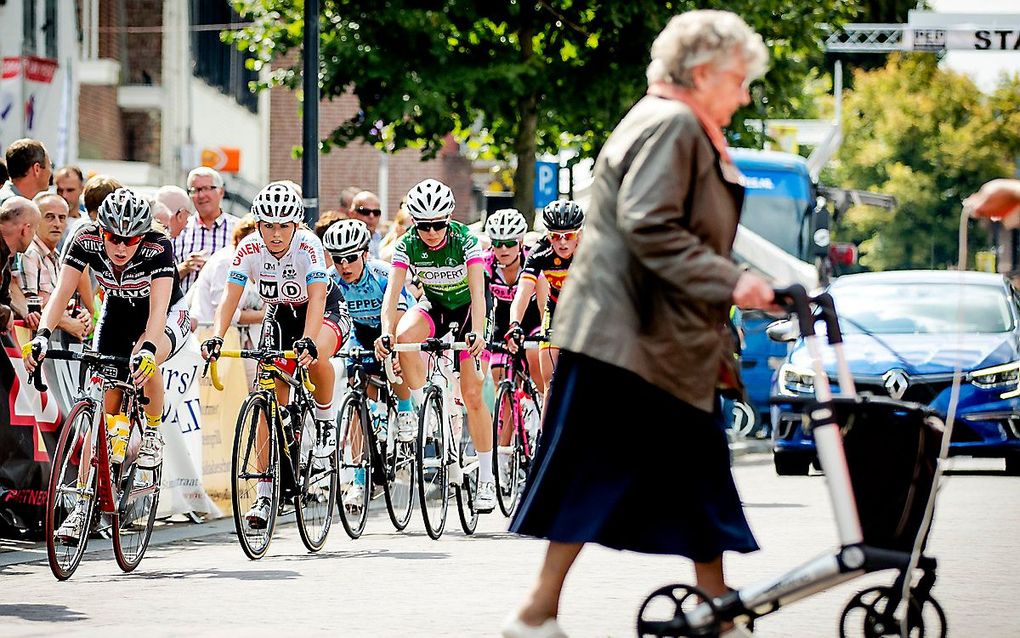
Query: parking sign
534 161 558 210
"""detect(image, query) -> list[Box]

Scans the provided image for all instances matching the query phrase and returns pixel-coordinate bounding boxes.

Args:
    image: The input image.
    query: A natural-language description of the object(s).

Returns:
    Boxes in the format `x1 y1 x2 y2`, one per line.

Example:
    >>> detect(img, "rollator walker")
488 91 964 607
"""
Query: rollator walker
638 285 947 637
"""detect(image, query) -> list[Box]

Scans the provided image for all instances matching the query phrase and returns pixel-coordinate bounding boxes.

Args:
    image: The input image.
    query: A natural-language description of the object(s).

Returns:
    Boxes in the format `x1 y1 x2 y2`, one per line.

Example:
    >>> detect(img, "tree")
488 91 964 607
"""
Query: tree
831 55 1020 270
231 0 859 216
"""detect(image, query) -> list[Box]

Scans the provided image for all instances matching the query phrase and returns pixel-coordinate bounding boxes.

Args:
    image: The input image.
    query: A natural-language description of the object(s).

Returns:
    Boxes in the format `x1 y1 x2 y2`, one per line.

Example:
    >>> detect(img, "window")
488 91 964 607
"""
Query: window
44 0 58 59
23 0 38 56
190 1 258 113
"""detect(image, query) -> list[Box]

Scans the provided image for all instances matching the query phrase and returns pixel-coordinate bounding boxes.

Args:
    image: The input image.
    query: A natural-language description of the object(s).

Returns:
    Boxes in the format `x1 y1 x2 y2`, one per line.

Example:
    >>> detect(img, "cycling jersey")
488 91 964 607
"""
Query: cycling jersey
64 223 184 308
227 228 330 305
392 221 483 310
483 250 540 337
521 237 573 306
328 259 411 328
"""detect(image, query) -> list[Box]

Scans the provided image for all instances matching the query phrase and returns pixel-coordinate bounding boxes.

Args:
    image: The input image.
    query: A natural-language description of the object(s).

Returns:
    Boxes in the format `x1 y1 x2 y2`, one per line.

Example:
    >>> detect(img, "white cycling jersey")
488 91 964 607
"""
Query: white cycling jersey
227 228 330 305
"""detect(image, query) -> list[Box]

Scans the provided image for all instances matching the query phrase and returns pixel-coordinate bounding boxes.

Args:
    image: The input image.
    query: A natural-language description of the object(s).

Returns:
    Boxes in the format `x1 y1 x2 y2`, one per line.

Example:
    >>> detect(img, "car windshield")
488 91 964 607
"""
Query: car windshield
833 283 1014 334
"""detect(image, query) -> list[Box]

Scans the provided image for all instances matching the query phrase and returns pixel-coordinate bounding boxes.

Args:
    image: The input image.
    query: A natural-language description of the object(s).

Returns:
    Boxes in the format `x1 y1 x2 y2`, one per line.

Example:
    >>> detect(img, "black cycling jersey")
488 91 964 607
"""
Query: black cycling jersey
521 237 573 306
63 223 185 309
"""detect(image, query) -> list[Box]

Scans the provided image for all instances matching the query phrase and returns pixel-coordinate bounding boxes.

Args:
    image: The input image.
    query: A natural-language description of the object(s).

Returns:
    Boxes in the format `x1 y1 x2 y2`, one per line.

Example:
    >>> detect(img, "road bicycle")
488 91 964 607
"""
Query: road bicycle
383 326 484 539
335 347 415 537
208 347 337 559
488 337 544 516
34 348 161 580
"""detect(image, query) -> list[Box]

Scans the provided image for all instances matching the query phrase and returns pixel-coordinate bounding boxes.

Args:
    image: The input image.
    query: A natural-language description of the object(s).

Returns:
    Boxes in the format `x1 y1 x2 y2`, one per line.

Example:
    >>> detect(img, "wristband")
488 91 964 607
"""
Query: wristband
139 340 157 355
37 328 52 339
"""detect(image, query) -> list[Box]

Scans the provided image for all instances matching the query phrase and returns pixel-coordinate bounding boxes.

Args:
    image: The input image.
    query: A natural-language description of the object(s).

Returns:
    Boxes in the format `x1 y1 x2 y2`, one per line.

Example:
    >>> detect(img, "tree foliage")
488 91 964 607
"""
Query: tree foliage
230 0 859 214
831 55 1020 271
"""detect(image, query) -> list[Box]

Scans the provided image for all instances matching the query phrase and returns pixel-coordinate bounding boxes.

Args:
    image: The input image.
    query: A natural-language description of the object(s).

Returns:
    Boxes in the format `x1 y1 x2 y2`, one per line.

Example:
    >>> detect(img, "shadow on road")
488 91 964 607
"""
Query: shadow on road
0 603 88 622
278 548 451 561
105 568 300 581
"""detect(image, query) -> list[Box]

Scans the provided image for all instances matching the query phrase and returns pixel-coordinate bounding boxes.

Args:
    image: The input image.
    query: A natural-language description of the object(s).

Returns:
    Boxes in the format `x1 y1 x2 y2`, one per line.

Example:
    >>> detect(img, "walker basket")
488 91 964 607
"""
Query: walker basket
832 395 942 552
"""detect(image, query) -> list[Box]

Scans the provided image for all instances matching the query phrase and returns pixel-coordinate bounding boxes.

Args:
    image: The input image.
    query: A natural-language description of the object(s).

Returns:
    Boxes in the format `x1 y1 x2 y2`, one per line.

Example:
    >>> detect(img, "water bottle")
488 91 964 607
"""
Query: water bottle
106 413 130 464
369 400 387 439
522 396 540 437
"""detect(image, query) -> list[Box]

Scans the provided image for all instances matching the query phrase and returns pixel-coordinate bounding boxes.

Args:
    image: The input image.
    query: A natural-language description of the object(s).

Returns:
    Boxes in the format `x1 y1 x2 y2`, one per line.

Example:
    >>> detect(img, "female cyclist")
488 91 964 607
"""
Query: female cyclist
374 178 497 513
25 188 191 542
506 200 585 401
201 182 351 528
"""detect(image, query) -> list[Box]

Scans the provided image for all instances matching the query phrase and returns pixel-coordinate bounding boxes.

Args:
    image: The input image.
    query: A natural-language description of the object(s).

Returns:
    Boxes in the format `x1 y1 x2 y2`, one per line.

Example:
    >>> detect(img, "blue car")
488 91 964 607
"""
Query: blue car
770 270 1020 476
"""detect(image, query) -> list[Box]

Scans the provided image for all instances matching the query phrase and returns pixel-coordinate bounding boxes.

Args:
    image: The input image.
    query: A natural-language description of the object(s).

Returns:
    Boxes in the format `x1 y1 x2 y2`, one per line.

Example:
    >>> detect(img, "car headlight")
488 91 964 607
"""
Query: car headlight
778 363 815 396
970 361 1020 398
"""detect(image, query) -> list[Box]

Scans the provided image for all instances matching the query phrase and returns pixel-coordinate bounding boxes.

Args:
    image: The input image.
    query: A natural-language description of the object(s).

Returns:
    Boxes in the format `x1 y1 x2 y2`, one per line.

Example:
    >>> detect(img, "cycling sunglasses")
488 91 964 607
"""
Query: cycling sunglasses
354 206 382 217
331 251 362 265
416 220 449 233
548 230 579 242
102 230 144 246
491 239 520 249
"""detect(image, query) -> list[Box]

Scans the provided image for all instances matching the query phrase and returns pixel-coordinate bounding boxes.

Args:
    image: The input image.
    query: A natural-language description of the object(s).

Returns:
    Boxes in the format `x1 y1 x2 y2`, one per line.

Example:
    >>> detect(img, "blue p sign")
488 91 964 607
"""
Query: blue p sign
534 161 558 210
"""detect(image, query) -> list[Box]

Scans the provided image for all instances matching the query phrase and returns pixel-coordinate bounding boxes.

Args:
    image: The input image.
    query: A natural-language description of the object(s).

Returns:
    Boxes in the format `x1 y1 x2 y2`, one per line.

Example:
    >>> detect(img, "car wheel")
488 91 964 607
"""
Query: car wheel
774 453 811 476
1005 455 1020 476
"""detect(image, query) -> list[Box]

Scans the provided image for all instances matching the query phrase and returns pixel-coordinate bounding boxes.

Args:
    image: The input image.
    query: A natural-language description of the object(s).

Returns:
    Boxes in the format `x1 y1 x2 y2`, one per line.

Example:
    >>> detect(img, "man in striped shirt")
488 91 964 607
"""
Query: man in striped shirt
173 167 237 292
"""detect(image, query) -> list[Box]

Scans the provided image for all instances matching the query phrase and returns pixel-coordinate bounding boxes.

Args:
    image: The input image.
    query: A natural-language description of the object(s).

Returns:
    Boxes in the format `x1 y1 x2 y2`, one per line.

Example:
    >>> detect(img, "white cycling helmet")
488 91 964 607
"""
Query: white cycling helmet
97 188 152 237
404 179 456 220
252 182 304 223
323 219 372 254
485 208 528 242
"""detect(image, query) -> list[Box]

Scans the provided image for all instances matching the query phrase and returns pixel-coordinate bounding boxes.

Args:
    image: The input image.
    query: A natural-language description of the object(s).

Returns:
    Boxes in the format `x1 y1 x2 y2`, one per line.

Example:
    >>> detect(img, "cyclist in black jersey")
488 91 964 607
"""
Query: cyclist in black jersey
24 188 190 542
506 200 584 402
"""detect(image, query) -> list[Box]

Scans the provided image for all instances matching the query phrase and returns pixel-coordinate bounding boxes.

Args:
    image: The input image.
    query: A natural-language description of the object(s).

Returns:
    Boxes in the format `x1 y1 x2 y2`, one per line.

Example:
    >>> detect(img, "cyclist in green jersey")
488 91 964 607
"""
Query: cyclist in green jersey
375 179 497 512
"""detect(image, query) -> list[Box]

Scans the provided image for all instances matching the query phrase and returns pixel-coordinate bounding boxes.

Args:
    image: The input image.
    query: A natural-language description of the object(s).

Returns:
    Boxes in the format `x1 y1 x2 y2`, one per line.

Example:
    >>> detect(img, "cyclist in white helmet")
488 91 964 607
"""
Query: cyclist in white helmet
375 178 499 513
24 187 191 543
201 182 352 529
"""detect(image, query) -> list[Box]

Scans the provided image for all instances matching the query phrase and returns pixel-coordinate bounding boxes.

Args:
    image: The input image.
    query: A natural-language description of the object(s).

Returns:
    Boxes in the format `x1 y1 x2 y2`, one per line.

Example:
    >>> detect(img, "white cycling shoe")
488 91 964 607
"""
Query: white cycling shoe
476 481 497 513
501 615 567 638
316 419 337 456
137 428 164 469
245 497 272 529
55 502 88 545
396 412 417 443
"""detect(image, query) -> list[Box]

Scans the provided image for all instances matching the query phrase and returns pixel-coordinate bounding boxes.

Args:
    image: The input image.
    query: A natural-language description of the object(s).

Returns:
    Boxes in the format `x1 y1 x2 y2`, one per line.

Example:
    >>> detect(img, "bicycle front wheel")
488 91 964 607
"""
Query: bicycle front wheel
46 401 99 580
295 405 337 552
112 414 161 572
382 401 415 531
417 386 449 540
493 382 521 517
335 394 370 539
232 393 280 560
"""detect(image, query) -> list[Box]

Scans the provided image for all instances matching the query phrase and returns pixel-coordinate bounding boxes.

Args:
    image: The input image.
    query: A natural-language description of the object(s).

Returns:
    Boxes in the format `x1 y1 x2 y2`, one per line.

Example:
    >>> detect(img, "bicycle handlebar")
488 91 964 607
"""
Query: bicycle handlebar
381 338 484 385
771 285 845 345
207 349 314 393
24 347 133 393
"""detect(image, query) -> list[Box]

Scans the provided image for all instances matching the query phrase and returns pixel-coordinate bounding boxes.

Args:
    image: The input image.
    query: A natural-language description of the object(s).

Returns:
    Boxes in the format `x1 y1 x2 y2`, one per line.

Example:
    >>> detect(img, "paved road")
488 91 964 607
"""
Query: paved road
1 455 1018 637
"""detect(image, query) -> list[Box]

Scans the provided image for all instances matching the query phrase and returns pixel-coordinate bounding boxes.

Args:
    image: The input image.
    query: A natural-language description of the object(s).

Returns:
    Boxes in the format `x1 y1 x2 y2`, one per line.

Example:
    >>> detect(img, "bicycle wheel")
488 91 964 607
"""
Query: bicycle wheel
231 393 280 560
382 401 415 531
417 386 449 539
493 382 521 517
456 446 479 535
295 404 337 552
335 394 370 539
45 401 99 580
112 412 161 572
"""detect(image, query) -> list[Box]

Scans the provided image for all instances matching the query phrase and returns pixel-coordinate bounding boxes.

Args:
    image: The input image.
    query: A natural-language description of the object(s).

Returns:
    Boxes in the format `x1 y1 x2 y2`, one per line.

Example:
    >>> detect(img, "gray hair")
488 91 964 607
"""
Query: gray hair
33 191 70 214
0 196 40 223
156 184 192 212
187 166 224 189
646 11 768 88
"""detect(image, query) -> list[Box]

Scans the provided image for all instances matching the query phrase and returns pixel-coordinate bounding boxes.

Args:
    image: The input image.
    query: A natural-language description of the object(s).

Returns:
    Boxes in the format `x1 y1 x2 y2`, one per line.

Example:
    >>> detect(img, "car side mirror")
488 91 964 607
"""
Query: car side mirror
766 319 799 343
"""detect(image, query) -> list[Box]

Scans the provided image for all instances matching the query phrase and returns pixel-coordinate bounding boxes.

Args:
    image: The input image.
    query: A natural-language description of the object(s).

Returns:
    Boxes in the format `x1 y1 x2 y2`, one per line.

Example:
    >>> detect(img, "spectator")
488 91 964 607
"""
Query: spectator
154 184 191 239
378 200 412 262
0 139 52 205
189 214 264 329
0 159 8 185
339 185 361 211
174 167 238 292
503 11 772 638
82 174 123 222
21 193 90 340
965 178 1020 225
0 197 42 331
349 190 383 258
54 165 86 216
151 200 174 236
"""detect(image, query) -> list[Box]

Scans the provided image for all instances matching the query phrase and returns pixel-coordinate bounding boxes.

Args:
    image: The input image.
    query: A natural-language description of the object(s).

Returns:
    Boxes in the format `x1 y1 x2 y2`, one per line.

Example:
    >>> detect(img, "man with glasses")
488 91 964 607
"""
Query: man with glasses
174 167 238 292
348 190 384 259
0 138 52 206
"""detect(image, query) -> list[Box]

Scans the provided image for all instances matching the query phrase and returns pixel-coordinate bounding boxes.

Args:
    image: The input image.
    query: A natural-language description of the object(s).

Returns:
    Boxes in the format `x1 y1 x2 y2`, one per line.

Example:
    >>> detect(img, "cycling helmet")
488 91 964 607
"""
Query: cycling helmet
404 179 456 220
542 199 585 231
252 182 304 223
97 188 152 237
323 219 371 254
485 208 528 241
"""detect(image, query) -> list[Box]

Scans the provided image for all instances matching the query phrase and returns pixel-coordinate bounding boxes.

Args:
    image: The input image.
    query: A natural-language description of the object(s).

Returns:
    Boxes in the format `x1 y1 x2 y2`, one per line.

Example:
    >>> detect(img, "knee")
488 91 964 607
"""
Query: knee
460 383 483 407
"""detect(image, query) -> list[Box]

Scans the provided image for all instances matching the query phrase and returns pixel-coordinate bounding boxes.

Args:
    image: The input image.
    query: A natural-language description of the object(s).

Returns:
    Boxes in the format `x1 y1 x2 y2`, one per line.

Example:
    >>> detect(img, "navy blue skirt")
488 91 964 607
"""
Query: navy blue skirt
510 351 758 563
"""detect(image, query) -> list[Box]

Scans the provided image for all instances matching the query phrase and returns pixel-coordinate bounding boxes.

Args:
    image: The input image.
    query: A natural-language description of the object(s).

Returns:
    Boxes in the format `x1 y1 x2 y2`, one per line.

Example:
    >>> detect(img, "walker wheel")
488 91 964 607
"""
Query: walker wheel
839 585 947 637
637 583 719 638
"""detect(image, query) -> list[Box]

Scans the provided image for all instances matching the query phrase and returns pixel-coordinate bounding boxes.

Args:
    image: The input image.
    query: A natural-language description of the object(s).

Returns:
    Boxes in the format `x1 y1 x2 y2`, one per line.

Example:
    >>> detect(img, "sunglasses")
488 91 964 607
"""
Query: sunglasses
102 230 144 246
331 252 362 266
416 220 449 233
548 231 579 242
492 239 520 249
355 206 382 217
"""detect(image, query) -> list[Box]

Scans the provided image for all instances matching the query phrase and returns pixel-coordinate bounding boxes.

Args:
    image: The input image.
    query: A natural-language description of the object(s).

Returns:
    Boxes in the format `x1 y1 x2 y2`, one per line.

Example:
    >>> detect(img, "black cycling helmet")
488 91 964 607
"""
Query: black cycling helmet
542 199 585 231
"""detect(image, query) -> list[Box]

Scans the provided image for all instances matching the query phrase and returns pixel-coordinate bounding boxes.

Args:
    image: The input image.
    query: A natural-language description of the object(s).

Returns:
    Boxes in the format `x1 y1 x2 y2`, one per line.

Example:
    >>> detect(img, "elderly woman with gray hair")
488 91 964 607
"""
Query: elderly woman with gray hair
503 11 775 638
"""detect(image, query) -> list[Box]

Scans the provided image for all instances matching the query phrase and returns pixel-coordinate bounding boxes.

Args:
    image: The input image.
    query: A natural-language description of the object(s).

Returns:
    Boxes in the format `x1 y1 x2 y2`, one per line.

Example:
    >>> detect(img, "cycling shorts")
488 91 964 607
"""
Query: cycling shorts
413 300 490 363
92 297 191 381
347 322 382 377
260 284 351 371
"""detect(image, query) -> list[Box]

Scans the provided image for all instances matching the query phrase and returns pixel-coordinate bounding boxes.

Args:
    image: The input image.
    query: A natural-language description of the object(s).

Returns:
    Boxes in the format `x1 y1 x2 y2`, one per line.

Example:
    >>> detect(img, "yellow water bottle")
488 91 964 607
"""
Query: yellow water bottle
106 413 130 464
